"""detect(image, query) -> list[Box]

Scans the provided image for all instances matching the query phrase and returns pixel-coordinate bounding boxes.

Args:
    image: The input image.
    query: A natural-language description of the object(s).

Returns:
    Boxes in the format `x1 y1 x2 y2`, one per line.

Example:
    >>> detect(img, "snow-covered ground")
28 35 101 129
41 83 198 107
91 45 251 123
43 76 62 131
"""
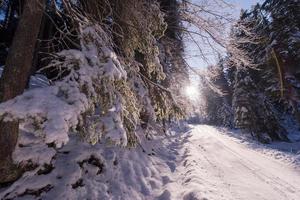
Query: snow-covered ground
1 125 300 200
155 125 300 200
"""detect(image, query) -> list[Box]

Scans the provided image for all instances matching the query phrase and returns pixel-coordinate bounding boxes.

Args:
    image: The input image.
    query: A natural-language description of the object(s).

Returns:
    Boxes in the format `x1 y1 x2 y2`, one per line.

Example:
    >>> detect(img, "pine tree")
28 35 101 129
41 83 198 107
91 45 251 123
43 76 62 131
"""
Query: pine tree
232 67 288 143
262 0 300 120
228 7 290 142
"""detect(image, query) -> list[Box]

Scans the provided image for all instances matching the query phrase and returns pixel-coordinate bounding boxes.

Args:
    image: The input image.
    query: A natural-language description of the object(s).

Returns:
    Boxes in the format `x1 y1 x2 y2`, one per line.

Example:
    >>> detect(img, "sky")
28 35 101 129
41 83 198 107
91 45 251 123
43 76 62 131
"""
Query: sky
238 0 263 10
186 0 263 72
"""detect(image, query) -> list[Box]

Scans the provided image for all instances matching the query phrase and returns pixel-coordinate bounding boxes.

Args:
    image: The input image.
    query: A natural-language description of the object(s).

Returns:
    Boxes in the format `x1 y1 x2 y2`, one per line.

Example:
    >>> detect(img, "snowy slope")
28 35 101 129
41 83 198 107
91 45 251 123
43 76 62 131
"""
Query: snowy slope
1 125 300 200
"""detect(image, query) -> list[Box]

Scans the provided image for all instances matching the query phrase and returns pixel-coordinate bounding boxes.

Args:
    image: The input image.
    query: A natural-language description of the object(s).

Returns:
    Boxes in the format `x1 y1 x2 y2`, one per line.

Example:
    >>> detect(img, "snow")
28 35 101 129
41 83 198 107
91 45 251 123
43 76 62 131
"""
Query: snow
0 86 86 147
13 131 56 166
1 124 300 200
155 125 300 200
0 127 164 200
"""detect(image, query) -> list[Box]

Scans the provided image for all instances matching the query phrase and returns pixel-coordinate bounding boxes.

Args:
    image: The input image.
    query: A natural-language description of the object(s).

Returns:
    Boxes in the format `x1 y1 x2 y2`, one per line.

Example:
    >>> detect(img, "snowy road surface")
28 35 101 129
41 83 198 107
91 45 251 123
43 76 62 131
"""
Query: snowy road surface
156 125 300 200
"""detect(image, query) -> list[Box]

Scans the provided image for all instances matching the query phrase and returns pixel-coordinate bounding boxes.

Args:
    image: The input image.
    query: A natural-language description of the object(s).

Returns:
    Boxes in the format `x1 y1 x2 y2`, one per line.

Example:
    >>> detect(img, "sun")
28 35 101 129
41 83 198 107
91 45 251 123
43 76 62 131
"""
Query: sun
184 85 200 101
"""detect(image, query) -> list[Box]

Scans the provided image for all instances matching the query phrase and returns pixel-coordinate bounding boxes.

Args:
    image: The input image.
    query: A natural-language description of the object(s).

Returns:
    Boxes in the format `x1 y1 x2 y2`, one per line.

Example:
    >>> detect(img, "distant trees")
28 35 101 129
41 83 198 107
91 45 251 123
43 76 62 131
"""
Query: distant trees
202 0 300 142
198 60 233 127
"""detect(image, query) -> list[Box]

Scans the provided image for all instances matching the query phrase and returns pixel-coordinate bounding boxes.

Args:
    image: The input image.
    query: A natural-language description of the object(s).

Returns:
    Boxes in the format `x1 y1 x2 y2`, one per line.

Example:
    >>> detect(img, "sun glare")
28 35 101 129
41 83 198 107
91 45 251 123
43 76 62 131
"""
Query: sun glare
184 85 200 101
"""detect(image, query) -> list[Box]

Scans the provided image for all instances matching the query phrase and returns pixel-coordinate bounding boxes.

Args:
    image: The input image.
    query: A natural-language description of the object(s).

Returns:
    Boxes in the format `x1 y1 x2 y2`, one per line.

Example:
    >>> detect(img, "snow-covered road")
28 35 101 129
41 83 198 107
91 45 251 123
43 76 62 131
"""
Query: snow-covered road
156 125 300 200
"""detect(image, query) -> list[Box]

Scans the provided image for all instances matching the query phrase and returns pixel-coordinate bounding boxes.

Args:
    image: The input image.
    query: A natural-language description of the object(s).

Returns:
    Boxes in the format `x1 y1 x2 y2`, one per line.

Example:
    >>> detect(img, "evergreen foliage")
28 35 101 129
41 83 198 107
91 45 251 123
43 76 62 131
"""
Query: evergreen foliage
0 0 191 184
224 0 300 142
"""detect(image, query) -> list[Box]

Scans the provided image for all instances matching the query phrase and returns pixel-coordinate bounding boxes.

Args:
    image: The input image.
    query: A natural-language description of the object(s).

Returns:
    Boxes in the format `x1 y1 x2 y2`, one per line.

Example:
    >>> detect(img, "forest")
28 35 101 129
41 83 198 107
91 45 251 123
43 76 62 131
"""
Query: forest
0 0 299 199
197 0 300 143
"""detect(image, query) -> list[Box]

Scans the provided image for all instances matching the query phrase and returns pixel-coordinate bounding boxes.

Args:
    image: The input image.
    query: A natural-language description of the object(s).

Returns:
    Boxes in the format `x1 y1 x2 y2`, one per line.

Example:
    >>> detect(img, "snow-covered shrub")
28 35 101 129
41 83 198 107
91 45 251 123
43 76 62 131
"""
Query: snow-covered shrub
0 0 185 149
0 0 187 152
111 0 185 127
0 0 190 198
113 0 166 66
0 24 137 147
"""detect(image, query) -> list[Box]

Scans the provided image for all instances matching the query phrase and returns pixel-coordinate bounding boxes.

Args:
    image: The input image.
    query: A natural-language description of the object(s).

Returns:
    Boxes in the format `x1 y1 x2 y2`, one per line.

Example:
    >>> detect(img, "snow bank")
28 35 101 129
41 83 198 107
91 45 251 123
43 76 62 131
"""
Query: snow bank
0 128 170 200
216 125 300 166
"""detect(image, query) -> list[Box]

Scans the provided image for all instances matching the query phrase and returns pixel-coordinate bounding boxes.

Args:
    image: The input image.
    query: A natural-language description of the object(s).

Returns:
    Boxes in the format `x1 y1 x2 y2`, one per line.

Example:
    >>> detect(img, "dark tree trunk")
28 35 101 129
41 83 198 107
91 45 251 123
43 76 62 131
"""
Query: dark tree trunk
0 0 46 184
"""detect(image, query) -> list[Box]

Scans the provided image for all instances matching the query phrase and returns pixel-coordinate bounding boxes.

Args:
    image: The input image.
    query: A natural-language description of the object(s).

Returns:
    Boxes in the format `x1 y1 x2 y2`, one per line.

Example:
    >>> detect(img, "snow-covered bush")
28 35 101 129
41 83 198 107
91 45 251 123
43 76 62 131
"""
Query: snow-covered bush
0 0 186 149
0 24 136 147
111 0 185 128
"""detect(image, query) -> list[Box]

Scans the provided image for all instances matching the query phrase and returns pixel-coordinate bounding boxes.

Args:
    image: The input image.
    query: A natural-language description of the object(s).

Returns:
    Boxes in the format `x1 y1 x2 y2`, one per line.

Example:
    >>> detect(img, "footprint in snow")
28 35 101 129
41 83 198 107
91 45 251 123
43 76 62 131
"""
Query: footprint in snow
156 190 171 200
166 161 176 172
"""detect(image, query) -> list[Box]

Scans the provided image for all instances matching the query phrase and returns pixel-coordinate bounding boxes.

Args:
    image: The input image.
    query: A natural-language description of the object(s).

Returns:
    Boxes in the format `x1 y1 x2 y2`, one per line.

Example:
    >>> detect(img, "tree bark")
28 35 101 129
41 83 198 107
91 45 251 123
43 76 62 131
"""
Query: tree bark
0 0 46 184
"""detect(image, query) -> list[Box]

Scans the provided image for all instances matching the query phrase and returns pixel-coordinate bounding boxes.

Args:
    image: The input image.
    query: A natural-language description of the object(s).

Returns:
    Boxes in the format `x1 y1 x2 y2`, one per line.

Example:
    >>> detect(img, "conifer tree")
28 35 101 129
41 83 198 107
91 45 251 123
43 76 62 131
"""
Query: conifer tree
228 7 290 142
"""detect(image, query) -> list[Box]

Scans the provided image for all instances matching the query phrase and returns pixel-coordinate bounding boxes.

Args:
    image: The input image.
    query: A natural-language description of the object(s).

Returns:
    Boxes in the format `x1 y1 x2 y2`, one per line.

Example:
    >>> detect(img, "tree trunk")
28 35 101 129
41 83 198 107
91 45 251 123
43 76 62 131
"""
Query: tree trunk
0 0 46 184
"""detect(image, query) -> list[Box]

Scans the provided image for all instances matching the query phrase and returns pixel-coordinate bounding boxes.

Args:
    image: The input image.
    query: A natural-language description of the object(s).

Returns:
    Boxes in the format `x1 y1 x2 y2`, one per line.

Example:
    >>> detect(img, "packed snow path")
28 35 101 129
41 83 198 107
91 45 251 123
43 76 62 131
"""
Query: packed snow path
156 125 300 200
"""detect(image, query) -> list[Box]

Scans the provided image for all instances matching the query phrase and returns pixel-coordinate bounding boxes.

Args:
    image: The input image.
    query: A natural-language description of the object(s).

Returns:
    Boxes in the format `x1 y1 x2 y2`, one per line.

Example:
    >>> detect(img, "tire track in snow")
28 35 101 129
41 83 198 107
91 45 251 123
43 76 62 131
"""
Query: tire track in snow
196 133 289 200
201 126 300 194
194 125 300 200
209 131 298 196
155 125 300 200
